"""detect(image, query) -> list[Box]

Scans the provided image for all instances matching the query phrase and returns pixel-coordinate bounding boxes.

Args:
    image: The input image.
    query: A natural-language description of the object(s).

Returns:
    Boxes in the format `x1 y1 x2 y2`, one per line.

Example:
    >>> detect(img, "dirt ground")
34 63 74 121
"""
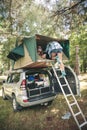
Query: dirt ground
78 73 87 91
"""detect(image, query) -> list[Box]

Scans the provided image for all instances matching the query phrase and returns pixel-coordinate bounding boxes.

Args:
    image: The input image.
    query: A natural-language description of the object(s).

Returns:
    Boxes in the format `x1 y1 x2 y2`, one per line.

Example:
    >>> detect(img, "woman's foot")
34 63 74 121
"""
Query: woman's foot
61 71 66 77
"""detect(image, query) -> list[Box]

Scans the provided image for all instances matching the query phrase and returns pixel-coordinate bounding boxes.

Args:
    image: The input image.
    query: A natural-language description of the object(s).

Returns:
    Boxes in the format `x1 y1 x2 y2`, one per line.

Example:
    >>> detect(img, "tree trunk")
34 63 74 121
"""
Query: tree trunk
75 45 80 75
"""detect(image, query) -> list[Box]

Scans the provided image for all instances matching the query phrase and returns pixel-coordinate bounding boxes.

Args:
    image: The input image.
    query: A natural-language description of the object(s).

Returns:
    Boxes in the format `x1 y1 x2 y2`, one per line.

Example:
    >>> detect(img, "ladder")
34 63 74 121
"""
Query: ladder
51 64 87 130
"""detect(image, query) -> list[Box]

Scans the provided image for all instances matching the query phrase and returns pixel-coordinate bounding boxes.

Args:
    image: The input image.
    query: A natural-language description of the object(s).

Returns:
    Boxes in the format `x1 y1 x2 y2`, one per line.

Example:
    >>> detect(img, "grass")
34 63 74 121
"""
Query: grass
0 89 87 130
0 73 87 130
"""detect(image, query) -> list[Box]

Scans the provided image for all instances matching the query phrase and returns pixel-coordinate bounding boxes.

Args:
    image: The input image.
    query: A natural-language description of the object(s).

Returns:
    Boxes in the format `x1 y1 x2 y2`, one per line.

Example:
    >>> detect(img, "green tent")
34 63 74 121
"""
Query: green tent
23 36 37 62
7 34 70 64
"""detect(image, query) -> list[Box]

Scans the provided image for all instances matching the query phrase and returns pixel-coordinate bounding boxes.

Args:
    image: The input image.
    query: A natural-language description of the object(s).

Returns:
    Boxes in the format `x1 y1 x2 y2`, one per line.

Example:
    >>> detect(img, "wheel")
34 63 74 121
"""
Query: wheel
2 88 7 100
12 95 22 111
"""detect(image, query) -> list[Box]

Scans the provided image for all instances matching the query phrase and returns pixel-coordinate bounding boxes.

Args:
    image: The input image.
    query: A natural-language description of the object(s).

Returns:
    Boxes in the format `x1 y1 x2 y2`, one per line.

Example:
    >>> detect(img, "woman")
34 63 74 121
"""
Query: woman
43 41 66 77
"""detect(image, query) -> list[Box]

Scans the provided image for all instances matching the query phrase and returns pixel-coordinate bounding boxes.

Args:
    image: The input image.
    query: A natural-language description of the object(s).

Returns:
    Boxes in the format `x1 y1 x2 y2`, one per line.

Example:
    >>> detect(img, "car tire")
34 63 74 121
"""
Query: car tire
2 88 7 100
12 95 22 112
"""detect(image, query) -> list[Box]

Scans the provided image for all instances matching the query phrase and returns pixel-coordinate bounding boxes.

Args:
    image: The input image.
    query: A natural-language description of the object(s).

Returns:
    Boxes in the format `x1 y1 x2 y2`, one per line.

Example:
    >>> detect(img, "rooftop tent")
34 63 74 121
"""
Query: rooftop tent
7 43 24 61
22 34 70 63
7 34 70 69
7 34 70 61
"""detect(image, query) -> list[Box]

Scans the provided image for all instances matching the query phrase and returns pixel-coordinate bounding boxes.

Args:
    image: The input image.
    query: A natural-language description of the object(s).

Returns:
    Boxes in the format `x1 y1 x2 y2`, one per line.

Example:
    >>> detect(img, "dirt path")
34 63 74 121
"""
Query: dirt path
78 73 87 91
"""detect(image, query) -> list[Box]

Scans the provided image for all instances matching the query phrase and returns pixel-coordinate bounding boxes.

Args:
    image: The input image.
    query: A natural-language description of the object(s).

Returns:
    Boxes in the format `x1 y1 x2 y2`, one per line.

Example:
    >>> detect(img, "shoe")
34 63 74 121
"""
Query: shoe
62 112 71 120
61 71 66 77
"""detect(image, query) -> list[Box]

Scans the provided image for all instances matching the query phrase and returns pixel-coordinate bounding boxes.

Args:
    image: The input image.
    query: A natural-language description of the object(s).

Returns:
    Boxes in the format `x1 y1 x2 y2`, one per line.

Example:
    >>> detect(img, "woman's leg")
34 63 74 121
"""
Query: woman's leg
51 51 66 76
57 52 66 76
57 52 64 71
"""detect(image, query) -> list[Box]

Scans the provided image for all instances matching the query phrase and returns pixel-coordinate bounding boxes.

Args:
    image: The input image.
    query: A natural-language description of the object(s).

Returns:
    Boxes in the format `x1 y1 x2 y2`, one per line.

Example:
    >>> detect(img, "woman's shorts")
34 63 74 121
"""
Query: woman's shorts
50 48 63 54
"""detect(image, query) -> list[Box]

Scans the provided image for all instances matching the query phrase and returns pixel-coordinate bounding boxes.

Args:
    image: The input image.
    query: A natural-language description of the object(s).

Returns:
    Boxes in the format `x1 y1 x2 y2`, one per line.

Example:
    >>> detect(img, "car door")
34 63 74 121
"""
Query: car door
7 73 20 97
5 73 20 97
3 74 13 97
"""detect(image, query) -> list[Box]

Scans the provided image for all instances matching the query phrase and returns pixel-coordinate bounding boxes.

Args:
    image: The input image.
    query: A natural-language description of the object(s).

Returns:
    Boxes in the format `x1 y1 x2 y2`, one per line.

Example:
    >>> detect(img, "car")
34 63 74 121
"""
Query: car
2 65 80 112
2 68 56 111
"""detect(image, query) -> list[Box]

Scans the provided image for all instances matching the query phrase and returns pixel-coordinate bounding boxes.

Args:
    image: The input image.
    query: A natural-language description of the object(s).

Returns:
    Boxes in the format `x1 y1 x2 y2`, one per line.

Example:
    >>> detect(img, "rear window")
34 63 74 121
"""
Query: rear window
26 71 50 87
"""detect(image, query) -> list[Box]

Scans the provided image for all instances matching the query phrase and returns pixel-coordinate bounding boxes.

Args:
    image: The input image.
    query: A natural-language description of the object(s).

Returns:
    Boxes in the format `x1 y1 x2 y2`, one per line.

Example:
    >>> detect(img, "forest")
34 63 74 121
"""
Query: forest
0 0 87 74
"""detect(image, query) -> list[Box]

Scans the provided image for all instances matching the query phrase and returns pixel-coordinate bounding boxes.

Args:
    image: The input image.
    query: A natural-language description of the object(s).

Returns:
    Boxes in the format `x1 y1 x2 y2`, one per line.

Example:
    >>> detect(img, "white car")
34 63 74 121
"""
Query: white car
2 66 80 111
2 68 56 111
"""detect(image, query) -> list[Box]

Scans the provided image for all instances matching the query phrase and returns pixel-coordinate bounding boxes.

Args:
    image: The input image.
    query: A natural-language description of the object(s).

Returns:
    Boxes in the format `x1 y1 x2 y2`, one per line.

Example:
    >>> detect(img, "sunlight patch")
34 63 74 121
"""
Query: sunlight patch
51 108 59 114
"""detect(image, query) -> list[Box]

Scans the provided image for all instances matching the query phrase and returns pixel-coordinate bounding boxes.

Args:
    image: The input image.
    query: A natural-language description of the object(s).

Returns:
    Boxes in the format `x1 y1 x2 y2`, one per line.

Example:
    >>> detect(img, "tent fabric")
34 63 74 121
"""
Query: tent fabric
60 40 70 58
7 34 70 63
7 44 24 61
23 36 37 62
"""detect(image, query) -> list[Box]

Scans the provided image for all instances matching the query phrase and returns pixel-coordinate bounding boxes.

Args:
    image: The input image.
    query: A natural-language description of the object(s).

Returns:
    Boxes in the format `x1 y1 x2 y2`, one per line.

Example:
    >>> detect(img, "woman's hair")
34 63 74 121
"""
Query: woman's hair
37 46 43 56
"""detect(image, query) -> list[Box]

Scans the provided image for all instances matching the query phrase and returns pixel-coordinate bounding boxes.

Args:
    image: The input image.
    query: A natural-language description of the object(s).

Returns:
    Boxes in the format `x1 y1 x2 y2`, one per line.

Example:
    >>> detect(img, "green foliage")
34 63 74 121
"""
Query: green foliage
0 37 16 71
69 25 87 72
0 0 87 73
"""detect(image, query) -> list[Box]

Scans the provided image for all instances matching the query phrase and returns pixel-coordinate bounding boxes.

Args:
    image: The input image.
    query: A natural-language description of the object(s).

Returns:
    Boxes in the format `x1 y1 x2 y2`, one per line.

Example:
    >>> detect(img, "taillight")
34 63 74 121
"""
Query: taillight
23 99 28 102
20 79 26 90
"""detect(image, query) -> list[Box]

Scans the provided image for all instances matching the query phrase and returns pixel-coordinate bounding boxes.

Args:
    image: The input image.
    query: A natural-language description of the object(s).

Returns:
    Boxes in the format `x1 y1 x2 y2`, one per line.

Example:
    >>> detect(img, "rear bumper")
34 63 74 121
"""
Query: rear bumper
17 93 56 107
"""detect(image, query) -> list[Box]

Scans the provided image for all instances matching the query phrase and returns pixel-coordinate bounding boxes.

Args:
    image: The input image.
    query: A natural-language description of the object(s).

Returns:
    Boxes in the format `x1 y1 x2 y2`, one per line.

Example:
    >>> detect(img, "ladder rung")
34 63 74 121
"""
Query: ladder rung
62 84 67 87
74 112 81 117
66 94 72 97
80 122 87 128
70 102 76 106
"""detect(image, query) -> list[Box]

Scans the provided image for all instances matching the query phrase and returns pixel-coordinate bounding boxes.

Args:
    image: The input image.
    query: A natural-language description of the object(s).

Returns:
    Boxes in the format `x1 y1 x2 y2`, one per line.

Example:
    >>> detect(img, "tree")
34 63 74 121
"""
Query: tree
69 24 87 73
0 37 16 71
51 0 87 31
0 0 87 73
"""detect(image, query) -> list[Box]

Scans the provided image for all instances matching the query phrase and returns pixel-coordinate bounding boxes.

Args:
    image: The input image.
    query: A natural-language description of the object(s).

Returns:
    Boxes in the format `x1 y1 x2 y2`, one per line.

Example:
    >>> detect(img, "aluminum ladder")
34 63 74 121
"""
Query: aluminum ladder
51 64 87 130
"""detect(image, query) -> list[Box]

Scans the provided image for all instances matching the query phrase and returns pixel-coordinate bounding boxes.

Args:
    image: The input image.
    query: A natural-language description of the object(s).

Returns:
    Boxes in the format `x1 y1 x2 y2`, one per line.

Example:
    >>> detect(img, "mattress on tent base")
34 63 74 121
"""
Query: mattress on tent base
20 60 52 69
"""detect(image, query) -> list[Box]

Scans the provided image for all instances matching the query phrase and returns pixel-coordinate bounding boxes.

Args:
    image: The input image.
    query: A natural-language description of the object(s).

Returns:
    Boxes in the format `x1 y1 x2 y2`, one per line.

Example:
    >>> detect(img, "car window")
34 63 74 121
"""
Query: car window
7 75 12 83
26 71 50 87
12 73 20 83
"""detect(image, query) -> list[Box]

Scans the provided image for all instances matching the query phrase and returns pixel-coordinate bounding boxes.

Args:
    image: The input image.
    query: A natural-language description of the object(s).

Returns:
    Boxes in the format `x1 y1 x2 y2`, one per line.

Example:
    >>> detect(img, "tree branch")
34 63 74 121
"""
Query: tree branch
52 0 86 17
9 0 13 35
